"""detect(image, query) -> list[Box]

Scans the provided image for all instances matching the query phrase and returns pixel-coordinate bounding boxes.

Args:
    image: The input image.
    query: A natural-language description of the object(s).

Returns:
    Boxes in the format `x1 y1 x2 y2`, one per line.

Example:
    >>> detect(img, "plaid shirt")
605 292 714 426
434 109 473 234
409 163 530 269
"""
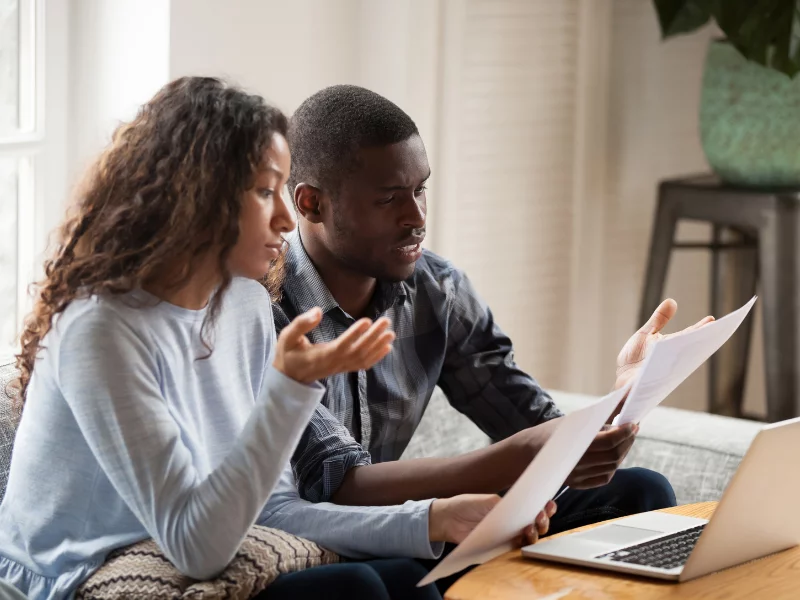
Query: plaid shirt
273 233 563 502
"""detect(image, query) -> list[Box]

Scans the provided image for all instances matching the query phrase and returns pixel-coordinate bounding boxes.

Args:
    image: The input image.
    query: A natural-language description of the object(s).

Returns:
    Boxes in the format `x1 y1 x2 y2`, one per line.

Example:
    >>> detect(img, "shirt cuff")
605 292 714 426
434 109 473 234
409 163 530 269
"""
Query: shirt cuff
318 450 372 502
415 498 446 560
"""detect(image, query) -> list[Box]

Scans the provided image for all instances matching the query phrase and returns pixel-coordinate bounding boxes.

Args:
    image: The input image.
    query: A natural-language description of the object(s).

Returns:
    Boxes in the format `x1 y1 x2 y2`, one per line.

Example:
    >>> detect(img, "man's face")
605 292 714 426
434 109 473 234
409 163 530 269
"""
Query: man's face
323 134 430 282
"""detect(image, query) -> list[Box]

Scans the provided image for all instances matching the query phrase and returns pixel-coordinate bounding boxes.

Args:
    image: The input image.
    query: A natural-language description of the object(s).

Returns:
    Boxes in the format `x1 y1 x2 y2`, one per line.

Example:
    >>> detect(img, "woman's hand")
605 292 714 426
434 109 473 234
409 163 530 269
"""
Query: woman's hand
273 308 395 384
429 494 557 546
518 500 557 546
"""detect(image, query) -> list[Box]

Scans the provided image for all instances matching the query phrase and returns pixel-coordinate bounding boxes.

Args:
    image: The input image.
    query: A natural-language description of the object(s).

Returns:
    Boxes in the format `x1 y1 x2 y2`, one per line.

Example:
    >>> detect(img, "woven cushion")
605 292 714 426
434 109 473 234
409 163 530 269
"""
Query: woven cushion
0 362 20 504
76 525 340 600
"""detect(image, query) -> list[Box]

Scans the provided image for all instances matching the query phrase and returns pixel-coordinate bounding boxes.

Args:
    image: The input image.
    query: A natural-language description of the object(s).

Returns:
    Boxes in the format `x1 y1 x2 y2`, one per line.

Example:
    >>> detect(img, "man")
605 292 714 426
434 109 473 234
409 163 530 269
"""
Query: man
262 85 710 586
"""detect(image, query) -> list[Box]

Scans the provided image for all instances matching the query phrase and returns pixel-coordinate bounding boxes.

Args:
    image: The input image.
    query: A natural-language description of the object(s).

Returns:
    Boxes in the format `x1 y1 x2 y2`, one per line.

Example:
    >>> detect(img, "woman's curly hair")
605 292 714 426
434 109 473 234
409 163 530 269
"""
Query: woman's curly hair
12 76 288 407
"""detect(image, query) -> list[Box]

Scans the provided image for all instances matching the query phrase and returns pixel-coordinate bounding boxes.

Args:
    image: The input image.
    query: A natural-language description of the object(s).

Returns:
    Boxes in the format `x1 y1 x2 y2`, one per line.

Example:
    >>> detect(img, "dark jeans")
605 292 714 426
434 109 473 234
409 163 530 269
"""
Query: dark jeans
416 467 677 595
258 558 442 600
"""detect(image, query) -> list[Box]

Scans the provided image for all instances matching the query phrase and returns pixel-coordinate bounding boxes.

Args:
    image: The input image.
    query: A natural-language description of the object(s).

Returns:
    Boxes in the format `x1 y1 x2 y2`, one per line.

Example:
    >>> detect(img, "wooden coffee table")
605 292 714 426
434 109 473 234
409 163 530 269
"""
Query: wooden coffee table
445 502 800 599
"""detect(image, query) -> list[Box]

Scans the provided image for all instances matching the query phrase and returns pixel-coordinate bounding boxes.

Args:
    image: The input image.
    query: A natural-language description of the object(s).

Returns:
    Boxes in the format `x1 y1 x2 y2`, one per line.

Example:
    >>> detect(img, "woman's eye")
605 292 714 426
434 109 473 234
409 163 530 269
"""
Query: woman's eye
259 189 275 199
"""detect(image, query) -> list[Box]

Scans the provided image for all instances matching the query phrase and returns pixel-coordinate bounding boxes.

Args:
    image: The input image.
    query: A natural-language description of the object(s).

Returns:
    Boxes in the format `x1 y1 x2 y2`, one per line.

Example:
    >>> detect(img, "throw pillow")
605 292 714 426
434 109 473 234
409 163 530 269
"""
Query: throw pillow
76 525 340 600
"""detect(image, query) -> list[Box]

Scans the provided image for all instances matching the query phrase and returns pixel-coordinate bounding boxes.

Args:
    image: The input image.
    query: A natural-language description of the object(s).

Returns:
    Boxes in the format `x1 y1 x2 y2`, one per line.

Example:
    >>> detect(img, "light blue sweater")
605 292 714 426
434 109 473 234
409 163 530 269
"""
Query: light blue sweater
0 279 325 599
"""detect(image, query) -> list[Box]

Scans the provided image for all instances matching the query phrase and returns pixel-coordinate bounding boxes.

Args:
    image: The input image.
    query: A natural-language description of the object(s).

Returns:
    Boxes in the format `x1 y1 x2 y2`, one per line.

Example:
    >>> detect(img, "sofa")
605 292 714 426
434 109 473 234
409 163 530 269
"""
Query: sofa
0 361 764 507
402 389 764 507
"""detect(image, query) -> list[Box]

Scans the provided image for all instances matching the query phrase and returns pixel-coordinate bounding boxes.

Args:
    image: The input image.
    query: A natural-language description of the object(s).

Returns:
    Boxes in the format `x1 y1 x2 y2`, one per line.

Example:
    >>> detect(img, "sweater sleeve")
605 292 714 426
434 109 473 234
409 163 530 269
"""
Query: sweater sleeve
259 468 445 560
57 308 324 580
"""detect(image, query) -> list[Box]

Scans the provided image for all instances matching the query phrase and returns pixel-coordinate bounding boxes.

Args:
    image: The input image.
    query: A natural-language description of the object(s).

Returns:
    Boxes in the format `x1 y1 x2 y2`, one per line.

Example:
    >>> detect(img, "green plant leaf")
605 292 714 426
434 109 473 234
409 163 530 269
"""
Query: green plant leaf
653 0 712 37
656 0 800 77
711 0 800 77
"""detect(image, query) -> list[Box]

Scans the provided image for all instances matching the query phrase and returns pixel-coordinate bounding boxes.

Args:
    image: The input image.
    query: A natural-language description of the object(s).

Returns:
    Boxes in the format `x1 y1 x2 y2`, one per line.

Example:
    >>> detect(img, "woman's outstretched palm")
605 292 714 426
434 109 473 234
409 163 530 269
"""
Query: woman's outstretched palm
274 308 395 384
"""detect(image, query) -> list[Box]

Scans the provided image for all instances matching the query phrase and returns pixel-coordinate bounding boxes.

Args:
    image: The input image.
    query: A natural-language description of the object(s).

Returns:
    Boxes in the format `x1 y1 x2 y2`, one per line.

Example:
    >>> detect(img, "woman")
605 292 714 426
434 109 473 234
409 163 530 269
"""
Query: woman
0 77 448 600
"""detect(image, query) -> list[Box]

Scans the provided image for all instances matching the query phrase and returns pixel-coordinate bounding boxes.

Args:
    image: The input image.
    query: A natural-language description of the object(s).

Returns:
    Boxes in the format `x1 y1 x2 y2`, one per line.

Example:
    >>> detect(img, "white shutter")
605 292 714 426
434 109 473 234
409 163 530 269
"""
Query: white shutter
434 0 581 388
432 0 763 414
597 1 719 410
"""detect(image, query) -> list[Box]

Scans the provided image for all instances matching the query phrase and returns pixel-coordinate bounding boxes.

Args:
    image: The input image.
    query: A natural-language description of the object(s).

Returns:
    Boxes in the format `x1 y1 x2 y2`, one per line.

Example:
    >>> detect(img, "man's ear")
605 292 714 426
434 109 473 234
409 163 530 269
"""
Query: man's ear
294 183 325 224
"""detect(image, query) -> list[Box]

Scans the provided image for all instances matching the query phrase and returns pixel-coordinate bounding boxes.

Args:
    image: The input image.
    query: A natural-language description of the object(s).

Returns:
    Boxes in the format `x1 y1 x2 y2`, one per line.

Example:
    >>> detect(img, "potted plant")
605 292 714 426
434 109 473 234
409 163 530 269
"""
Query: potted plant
654 1 800 187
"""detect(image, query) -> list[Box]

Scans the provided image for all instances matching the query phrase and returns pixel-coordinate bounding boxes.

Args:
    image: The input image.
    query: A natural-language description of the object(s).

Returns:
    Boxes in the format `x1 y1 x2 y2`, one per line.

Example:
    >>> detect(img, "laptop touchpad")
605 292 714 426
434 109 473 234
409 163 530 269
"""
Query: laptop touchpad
575 524 664 545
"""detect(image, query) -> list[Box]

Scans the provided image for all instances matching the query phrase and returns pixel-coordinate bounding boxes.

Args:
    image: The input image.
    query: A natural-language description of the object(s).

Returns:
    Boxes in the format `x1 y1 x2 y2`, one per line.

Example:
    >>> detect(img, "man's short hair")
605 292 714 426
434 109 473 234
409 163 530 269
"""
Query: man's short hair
288 85 419 195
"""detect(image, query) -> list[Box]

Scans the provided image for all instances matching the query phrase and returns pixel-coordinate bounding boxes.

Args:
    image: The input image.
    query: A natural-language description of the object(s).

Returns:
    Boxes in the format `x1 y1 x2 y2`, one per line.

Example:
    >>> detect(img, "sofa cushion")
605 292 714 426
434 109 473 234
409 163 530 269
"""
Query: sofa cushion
0 361 19 504
76 525 339 600
400 391 491 460
402 387 763 506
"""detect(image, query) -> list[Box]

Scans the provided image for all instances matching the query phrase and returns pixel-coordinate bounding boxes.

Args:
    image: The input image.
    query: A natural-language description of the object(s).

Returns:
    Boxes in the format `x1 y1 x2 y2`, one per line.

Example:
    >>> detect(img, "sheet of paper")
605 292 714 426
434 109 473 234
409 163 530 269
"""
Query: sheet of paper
417 384 629 587
614 296 757 426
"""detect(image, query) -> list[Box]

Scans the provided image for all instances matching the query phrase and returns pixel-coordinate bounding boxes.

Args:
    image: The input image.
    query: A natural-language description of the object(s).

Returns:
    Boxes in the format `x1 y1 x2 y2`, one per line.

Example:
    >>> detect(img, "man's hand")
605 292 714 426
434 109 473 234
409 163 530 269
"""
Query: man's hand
513 414 638 492
614 298 714 392
566 423 639 489
273 308 395 384
428 495 557 545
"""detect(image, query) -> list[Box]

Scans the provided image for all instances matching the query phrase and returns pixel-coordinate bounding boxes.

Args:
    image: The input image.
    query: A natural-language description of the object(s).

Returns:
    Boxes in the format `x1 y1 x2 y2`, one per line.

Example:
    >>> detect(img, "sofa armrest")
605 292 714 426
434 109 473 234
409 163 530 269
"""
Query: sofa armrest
0 362 20 505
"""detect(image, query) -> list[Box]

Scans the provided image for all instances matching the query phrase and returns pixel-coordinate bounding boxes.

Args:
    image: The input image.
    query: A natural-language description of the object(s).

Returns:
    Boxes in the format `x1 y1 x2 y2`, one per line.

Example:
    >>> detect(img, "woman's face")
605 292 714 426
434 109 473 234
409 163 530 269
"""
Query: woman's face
227 133 296 279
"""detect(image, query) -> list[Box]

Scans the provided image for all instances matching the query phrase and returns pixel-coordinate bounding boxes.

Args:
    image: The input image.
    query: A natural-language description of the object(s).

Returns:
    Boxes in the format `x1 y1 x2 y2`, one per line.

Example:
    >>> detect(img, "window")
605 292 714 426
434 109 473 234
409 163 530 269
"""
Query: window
0 0 40 361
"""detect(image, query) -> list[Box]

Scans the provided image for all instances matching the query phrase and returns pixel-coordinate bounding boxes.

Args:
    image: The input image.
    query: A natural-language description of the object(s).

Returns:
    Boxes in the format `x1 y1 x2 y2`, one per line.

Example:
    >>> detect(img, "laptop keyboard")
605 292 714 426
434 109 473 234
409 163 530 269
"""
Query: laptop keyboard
595 524 706 570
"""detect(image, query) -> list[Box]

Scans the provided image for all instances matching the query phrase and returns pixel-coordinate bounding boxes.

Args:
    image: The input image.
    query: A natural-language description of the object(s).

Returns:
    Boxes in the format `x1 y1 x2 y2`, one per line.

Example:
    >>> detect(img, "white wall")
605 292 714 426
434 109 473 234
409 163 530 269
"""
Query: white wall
433 0 582 390
54 0 442 240
48 0 765 416
596 3 726 412
169 0 361 113
67 0 170 186
169 0 443 243
37 0 69 259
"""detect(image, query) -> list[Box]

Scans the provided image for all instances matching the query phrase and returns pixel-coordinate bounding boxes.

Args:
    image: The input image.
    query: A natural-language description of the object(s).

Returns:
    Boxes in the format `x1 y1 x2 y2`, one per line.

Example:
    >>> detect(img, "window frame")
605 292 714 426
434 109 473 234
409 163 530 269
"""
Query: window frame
0 0 46 362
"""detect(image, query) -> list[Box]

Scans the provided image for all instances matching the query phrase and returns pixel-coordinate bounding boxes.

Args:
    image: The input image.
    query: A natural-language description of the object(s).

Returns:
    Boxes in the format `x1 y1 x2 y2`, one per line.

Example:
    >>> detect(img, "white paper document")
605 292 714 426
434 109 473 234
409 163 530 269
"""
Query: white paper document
417 385 629 587
613 296 757 426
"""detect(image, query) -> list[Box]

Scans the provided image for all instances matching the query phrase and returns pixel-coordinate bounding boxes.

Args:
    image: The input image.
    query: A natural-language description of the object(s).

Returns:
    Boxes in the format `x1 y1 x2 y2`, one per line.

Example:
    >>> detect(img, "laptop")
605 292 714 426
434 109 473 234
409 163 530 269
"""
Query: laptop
522 416 800 582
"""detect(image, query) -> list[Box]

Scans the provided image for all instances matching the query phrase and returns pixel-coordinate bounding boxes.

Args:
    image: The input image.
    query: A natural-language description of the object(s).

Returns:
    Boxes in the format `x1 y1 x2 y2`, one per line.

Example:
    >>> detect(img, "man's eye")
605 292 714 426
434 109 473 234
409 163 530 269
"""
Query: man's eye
415 185 428 196
377 196 394 205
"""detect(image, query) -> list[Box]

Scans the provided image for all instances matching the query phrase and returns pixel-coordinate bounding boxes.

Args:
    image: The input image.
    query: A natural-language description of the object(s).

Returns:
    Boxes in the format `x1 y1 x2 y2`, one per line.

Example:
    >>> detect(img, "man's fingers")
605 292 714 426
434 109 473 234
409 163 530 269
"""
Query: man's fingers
692 316 715 329
639 298 677 335
579 443 634 469
279 307 323 346
588 424 637 451
663 315 715 341
572 461 620 482
570 461 621 488
582 432 636 467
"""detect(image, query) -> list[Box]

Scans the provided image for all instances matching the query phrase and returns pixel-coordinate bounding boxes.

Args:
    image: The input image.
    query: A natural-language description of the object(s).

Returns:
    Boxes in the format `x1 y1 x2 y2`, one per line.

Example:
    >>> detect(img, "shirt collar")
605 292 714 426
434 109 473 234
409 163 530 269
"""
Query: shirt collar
284 232 340 315
283 232 408 318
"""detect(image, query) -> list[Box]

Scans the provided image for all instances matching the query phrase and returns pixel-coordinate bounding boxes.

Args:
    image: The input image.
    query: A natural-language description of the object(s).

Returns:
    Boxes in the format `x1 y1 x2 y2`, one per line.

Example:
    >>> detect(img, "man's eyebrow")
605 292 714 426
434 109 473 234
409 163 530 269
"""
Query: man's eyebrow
377 171 432 191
